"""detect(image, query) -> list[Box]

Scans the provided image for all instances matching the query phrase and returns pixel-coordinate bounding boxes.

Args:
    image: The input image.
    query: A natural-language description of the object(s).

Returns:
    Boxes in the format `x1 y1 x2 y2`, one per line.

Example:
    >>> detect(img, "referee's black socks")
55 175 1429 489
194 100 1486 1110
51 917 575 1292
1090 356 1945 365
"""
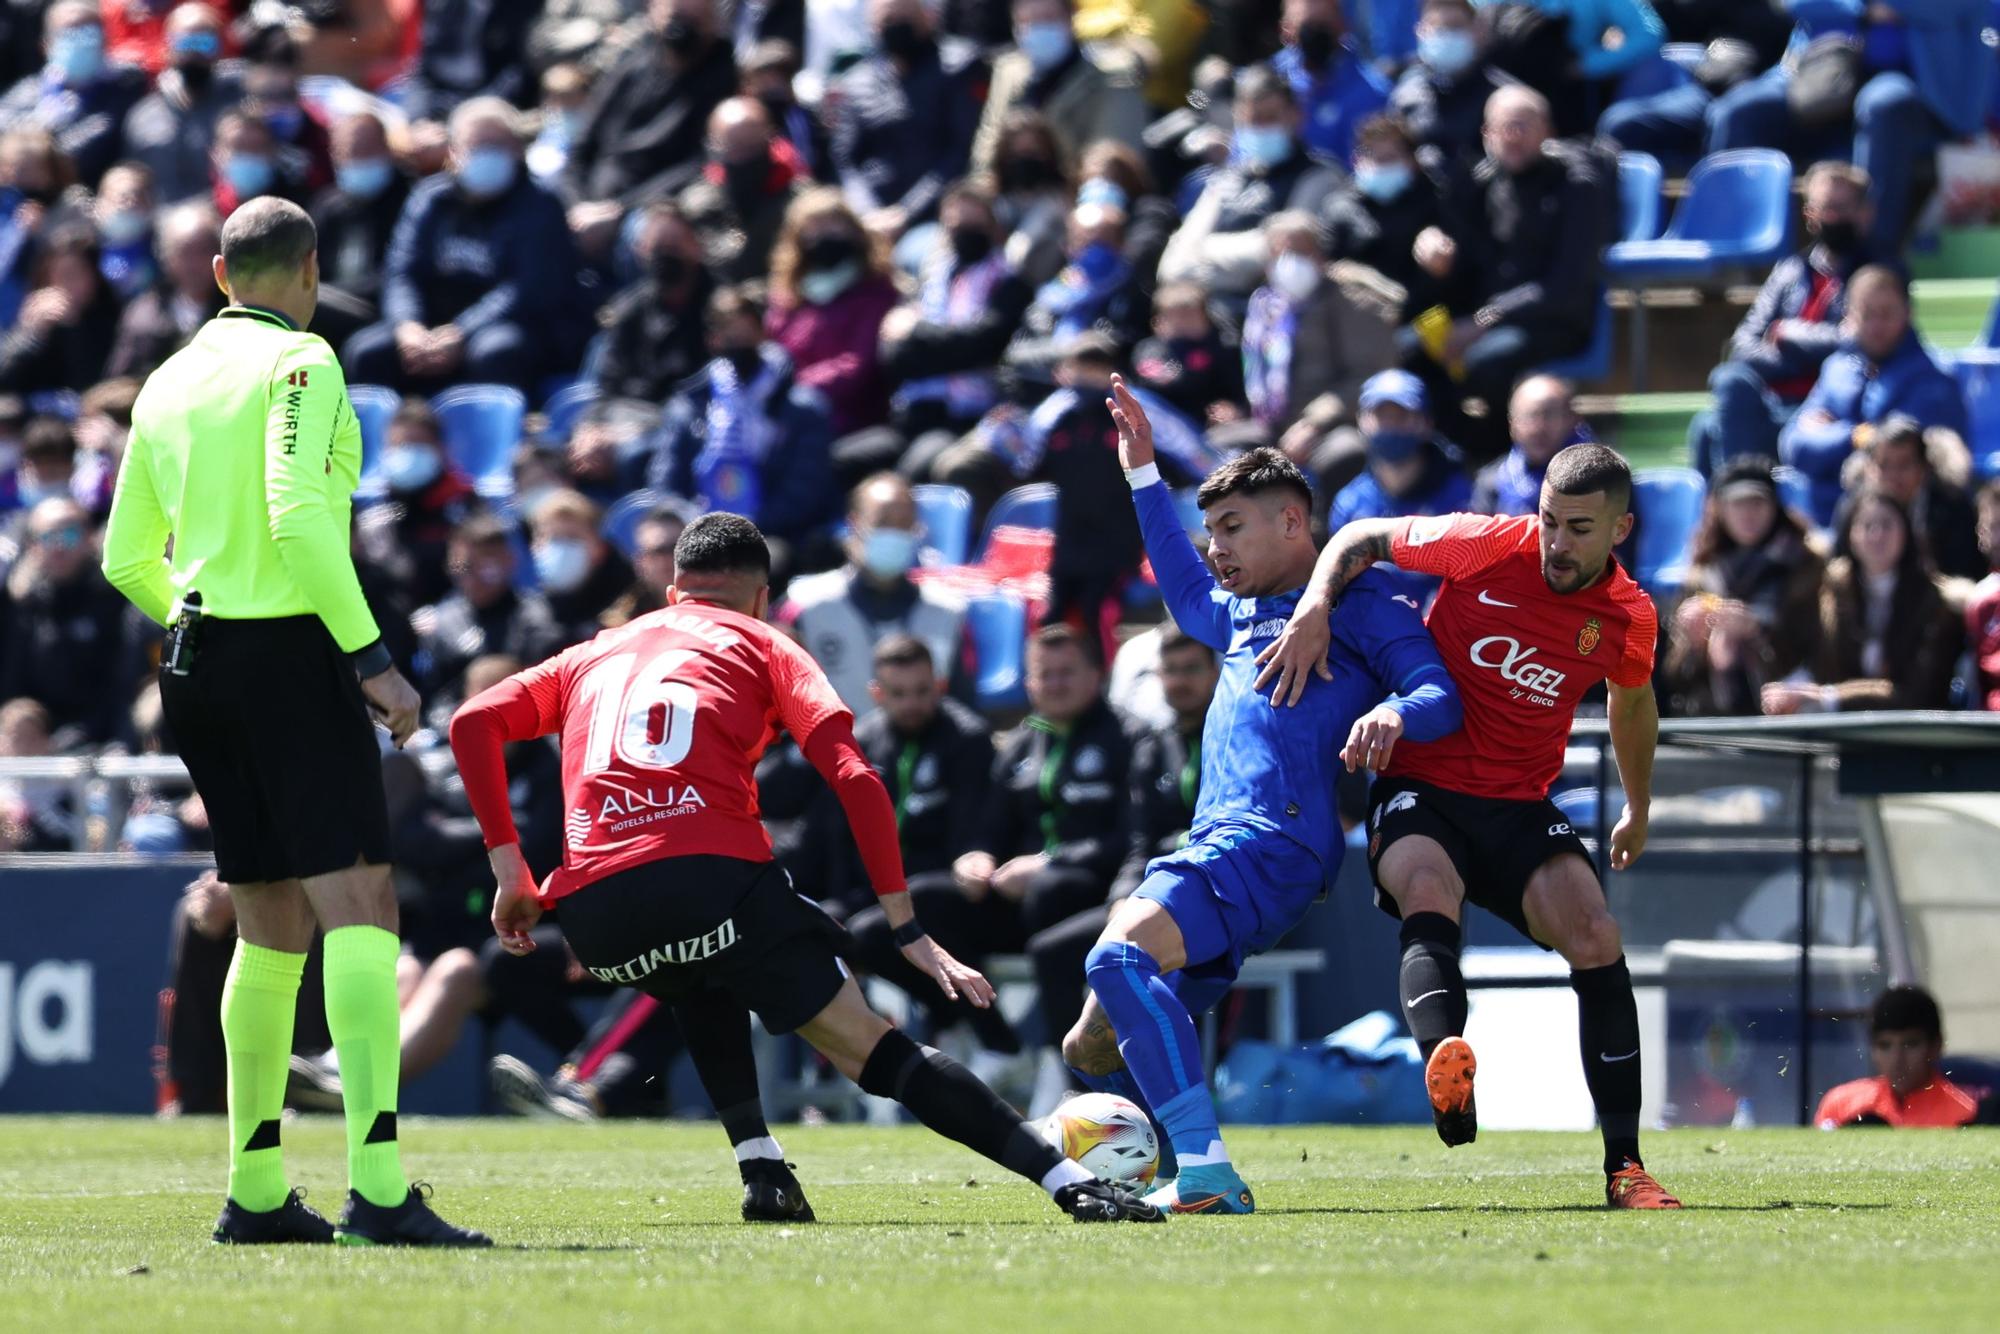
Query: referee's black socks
1572 956 1644 1176
858 1028 1076 1192
1398 912 1469 1060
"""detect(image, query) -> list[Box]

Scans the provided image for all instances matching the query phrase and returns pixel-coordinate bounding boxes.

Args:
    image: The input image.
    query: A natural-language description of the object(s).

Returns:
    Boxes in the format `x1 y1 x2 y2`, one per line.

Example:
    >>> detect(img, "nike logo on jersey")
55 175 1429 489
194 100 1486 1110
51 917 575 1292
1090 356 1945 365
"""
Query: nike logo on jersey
1408 989 1450 1006
1477 590 1518 608
1599 1049 1640 1064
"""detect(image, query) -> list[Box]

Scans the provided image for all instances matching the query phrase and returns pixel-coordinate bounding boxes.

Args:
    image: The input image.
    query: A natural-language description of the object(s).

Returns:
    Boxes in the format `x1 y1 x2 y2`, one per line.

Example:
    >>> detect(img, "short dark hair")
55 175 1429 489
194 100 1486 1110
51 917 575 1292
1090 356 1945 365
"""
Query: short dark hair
390 397 441 440
1355 113 1415 156
707 283 766 332
1871 985 1943 1043
1848 263 1908 306
873 633 935 674
1157 622 1215 664
220 196 317 284
1545 442 1632 514
22 416 75 461
449 513 511 552
1030 621 1101 670
1234 65 1295 109
674 511 772 579
1196 446 1313 514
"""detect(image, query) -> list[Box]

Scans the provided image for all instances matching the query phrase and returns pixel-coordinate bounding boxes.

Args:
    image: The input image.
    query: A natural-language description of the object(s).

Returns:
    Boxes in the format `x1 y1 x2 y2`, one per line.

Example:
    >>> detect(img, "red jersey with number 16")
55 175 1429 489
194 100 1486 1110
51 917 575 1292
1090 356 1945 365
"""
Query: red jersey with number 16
467 603 850 902
1382 513 1656 801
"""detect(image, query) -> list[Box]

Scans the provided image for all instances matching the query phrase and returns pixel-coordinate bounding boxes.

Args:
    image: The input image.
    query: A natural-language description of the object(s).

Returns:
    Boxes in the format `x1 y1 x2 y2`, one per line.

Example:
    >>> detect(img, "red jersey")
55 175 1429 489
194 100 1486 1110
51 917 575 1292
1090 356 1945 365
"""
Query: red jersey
1813 1074 1979 1129
1383 513 1657 801
450 602 896 904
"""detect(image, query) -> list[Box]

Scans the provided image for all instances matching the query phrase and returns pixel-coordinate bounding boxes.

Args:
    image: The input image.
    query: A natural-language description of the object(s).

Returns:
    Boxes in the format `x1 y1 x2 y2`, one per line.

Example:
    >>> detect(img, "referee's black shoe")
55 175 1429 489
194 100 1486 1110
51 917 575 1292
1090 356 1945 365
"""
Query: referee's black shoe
335 1183 493 1248
741 1159 816 1223
1056 1179 1166 1223
213 1188 337 1244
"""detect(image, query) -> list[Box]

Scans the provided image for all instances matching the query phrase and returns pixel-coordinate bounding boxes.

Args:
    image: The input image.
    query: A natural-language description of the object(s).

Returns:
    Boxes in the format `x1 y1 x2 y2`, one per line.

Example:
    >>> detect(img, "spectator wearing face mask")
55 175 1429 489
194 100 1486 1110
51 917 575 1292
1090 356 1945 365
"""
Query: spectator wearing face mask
970 0 1149 175
765 189 902 435
240 55 334 201
209 110 296 215
106 200 224 380
397 0 542 124
93 161 158 300
311 113 410 327
1391 0 1515 168
778 474 973 717
368 399 483 609
119 3 242 205
1131 280 1243 427
345 97 589 394
1320 114 1446 305
526 62 595 188
676 97 810 286
601 502 693 630
1688 163 1887 480
1269 0 1392 168
526 488 635 645
0 225 121 394
648 283 840 555
1157 67 1346 307
832 0 990 238
1326 369 1473 599
0 3 149 188
1833 415 1983 584
592 201 716 406
1472 373 1589 516
1 415 105 519
1007 200 1149 384
984 109 1075 290
738 42 826 180
414 514 565 727
0 496 130 744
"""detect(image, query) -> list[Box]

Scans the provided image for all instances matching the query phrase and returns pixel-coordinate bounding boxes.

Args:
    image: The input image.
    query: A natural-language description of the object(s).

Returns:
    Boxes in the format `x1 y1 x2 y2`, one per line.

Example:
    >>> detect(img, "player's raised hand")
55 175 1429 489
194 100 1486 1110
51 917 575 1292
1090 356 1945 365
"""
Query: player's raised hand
488 842 543 954
1106 374 1154 472
903 934 998 1009
1340 704 1404 773
1609 803 1649 871
1253 603 1334 706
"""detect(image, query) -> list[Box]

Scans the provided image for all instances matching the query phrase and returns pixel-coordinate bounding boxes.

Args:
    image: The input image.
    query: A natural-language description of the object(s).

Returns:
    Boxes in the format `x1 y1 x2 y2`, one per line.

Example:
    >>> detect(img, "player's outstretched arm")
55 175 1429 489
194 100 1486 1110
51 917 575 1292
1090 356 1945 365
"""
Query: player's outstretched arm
1254 518 1401 706
1606 681 1657 870
1108 375 1232 649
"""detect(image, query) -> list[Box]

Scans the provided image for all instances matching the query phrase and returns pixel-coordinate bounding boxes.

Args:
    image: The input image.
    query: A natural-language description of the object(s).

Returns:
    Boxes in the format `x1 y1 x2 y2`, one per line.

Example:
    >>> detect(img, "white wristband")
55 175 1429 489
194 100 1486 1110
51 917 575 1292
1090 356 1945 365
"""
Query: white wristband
1124 462 1162 490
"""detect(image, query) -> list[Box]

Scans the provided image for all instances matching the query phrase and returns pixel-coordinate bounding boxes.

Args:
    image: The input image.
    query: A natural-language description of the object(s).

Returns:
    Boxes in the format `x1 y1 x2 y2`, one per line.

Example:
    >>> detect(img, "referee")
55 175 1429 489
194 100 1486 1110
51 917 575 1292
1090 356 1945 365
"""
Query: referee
102 197 488 1249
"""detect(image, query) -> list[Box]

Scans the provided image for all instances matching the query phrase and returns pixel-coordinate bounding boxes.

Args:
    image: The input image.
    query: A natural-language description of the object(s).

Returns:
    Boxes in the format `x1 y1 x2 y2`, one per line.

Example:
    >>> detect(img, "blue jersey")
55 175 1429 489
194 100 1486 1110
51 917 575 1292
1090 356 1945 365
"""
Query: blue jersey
1133 478 1460 874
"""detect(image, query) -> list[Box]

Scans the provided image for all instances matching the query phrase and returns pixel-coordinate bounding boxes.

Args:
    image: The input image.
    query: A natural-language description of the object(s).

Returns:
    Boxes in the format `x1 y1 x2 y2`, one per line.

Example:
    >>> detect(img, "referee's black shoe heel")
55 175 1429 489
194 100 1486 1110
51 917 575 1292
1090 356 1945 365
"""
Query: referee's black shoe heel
335 1183 493 1247
741 1159 816 1223
212 1188 336 1244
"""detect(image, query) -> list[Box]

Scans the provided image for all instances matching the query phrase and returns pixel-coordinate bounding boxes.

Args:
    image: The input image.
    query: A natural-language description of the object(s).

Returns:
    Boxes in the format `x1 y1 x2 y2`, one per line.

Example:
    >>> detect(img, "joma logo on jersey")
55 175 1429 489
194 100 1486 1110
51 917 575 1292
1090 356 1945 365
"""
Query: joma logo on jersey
1469 635 1567 701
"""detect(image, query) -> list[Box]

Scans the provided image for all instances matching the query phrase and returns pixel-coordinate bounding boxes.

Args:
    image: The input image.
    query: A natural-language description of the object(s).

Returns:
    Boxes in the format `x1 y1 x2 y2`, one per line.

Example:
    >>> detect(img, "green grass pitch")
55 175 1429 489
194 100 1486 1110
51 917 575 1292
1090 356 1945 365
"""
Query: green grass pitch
1 1117 1995 1332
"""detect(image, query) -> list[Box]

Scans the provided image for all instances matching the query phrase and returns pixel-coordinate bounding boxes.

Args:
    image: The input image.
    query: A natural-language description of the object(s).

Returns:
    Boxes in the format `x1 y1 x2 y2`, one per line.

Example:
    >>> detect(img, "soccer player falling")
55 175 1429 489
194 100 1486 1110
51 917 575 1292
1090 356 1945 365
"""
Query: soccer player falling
1257 440 1682 1209
1060 379 1464 1214
449 513 1162 1224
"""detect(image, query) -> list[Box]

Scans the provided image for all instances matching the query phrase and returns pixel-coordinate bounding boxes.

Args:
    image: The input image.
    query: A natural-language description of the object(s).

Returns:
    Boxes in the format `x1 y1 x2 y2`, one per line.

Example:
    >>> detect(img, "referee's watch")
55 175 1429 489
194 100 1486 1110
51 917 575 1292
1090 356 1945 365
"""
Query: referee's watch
351 639 394 679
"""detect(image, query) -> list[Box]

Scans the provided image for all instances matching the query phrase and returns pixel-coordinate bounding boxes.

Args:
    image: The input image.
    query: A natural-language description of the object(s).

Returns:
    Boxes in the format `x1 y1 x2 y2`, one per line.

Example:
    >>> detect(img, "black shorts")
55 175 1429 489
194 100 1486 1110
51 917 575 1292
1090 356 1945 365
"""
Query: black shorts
160 615 390 885
1365 776 1592 947
553 854 850 1035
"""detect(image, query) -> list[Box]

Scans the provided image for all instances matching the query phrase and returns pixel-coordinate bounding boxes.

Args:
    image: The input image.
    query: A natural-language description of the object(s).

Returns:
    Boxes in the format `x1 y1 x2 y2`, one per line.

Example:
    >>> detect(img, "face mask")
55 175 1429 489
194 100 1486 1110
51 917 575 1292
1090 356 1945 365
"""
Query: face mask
718 346 763 380
263 104 305 141
753 91 791 125
861 527 919 579
948 225 993 266
383 443 443 493
1235 125 1292 169
801 233 858 273
534 538 592 593
662 16 704 56
337 156 394 200
1019 21 1073 72
997 156 1057 194
880 19 928 63
650 250 692 288
1296 21 1337 68
798 260 860 304
722 155 768 198
170 30 222 63
18 477 67 508
1076 177 1128 211
1368 429 1425 465
1815 219 1860 256
1418 29 1478 77
457 147 518 197
100 210 150 247
1270 251 1321 302
1354 160 1412 203
50 27 104 84
222 154 275 199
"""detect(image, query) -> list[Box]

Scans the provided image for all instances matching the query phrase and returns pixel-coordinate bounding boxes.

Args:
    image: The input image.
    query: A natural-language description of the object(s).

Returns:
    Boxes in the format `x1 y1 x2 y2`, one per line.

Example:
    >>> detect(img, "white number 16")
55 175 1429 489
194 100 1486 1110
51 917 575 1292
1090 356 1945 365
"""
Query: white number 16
579 649 700 774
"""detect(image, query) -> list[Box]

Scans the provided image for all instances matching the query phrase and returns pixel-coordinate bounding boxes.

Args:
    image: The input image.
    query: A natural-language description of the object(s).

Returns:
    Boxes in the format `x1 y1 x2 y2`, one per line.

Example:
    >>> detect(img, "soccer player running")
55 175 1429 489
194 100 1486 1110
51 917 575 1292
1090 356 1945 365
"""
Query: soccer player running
448 513 1163 1224
1063 379 1464 1214
1255 444 1683 1209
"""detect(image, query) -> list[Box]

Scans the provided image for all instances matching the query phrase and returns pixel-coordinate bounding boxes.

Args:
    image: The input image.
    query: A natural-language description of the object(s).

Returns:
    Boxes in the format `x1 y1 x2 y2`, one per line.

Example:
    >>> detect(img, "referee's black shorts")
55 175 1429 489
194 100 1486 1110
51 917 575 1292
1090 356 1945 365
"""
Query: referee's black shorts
160 614 390 885
555 854 852 1035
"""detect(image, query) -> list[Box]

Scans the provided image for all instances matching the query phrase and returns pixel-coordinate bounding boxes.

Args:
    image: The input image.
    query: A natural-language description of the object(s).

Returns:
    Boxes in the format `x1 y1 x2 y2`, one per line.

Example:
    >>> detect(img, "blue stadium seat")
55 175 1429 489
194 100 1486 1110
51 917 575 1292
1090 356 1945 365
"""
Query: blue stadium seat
542 379 601 443
1630 467 1706 595
1603 149 1793 282
912 483 974 565
965 590 1029 711
432 384 526 500
1952 349 2000 460
1660 42 1707 77
1173 486 1206 535
1984 292 2000 349
1616 151 1663 244
601 488 661 558
1539 293 1614 383
346 383 399 494
977 482 1059 560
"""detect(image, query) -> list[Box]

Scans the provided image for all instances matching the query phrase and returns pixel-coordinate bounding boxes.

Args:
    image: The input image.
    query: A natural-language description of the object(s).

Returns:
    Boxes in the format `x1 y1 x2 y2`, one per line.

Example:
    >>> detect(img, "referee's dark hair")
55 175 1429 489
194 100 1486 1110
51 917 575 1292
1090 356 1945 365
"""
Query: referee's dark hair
674 512 772 580
1546 442 1633 514
220 196 318 285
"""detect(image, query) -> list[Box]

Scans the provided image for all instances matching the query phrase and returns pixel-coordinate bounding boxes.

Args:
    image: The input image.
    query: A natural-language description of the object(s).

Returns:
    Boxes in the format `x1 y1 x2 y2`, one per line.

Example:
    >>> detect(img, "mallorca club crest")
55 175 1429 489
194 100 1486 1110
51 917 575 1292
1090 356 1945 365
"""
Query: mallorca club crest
1576 617 1603 656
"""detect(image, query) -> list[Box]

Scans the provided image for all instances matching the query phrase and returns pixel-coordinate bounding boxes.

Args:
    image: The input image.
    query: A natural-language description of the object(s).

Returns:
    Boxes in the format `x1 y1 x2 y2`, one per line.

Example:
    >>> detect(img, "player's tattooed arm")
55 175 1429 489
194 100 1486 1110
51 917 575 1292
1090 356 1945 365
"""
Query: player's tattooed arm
1254 518 1398 706
1310 522 1397 609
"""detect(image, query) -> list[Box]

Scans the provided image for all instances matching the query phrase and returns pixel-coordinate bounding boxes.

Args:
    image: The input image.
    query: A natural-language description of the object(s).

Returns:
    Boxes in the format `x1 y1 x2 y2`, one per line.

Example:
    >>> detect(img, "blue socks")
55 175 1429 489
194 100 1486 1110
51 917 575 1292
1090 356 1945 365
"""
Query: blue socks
1083 941 1228 1166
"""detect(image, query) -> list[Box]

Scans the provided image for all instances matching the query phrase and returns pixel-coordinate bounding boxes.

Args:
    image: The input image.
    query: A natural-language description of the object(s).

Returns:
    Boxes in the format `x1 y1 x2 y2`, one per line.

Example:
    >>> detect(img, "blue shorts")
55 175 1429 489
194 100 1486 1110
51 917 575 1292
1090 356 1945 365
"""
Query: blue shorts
1134 826 1326 1015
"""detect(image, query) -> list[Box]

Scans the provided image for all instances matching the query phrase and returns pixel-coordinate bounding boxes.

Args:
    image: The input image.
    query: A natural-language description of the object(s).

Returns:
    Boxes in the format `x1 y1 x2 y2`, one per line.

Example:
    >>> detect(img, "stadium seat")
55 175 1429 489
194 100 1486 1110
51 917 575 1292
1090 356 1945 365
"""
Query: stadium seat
346 383 399 492
1603 149 1793 282
976 483 1058 561
1951 349 2000 460
912 483 974 566
601 489 661 558
1630 467 1706 595
1173 486 1206 535
1539 293 1615 383
1660 42 1707 78
965 589 1030 712
431 384 526 500
1616 152 1663 244
541 379 600 442
1984 292 2000 349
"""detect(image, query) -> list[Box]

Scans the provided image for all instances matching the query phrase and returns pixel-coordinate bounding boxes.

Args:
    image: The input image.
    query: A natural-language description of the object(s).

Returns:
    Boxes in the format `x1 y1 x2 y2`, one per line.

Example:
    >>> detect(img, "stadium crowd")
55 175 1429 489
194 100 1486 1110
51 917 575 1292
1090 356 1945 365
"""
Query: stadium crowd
3 0 2000 1113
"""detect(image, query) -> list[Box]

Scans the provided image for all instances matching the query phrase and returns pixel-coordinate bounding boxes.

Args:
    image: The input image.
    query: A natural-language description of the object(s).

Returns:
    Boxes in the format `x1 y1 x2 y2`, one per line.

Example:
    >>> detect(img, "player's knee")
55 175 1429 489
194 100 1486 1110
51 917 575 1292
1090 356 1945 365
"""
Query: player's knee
1561 909 1623 969
1060 1018 1123 1076
1083 939 1154 987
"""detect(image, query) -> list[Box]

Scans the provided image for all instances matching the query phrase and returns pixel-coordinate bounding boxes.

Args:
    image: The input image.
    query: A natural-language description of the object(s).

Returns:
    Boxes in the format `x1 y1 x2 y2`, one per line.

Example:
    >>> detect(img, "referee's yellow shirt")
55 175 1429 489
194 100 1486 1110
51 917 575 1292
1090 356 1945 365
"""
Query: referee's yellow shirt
102 304 382 654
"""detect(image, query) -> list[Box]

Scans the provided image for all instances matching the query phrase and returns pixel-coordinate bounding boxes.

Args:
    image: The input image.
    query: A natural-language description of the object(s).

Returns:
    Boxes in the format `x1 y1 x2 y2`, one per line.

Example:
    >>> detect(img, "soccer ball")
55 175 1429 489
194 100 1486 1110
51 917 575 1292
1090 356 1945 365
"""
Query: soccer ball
1039 1093 1159 1185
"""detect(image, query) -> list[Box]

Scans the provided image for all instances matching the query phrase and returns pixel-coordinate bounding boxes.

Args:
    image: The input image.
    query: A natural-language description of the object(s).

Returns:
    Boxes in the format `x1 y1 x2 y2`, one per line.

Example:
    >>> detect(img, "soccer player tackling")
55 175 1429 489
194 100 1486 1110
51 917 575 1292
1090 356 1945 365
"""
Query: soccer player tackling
1257 444 1682 1209
449 514 1162 1223
1064 379 1464 1214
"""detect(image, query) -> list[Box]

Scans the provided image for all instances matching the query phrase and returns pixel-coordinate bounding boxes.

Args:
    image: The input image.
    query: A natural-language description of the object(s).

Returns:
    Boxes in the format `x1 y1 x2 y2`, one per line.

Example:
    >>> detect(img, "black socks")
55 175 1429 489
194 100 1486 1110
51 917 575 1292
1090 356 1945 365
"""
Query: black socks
858 1028 1061 1183
1572 956 1643 1175
1398 912 1469 1061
